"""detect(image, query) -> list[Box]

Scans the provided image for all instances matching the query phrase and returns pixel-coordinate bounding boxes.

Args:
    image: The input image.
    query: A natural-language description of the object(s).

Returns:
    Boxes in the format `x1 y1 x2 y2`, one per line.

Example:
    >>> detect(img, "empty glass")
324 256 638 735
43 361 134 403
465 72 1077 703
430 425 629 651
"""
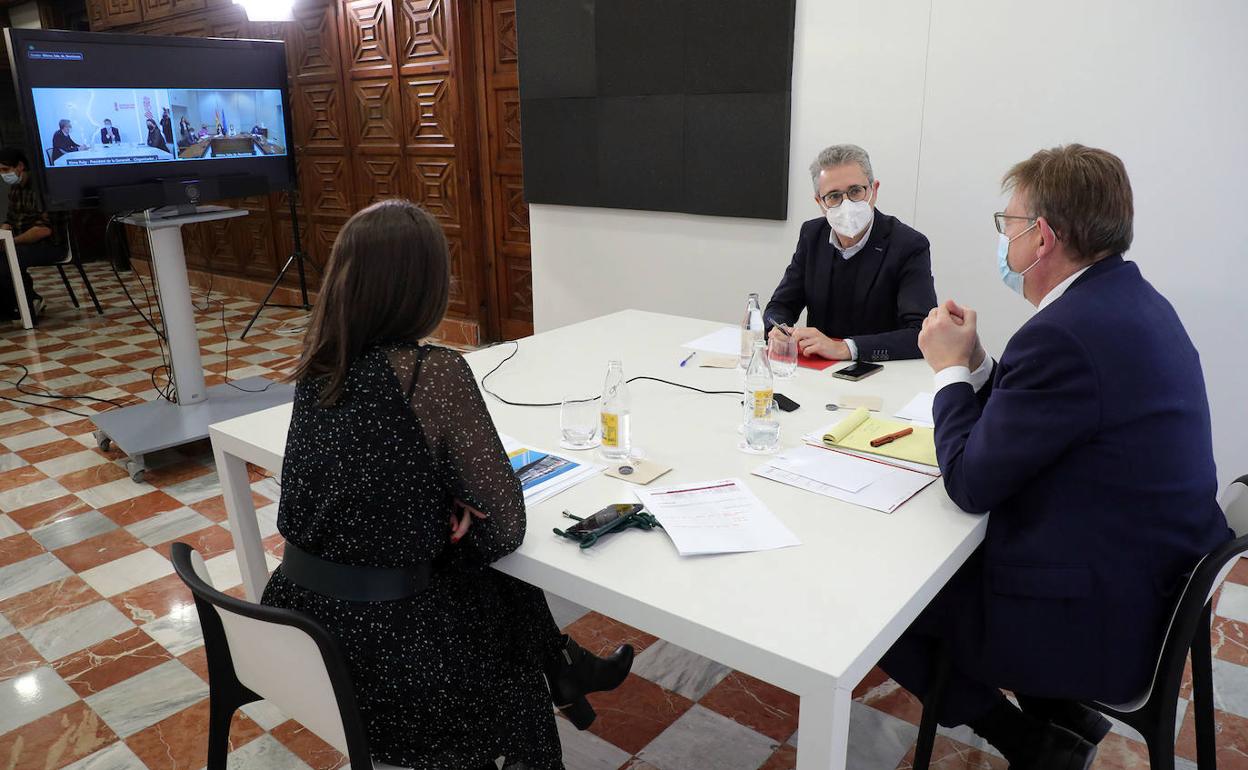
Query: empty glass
560 396 599 449
769 333 798 378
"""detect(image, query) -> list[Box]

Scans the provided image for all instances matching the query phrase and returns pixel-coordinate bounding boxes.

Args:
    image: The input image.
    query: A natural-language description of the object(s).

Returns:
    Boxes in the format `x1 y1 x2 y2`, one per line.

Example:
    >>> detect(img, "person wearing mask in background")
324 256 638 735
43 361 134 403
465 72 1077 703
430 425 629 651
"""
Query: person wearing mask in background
878 144 1231 768
49 119 82 163
0 147 66 321
146 118 169 154
99 119 121 145
764 144 936 362
160 107 174 146
177 116 196 149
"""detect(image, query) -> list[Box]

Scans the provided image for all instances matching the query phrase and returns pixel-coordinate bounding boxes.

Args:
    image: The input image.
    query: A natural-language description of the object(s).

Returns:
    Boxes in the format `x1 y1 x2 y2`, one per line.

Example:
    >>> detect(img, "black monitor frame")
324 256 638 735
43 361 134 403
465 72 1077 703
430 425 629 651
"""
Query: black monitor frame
4 28 297 212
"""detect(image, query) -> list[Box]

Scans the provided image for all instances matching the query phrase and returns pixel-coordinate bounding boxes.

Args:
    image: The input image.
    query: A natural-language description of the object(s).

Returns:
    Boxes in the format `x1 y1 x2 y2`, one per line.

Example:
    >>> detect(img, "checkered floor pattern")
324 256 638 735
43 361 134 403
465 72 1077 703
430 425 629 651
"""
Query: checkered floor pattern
1 263 1247 769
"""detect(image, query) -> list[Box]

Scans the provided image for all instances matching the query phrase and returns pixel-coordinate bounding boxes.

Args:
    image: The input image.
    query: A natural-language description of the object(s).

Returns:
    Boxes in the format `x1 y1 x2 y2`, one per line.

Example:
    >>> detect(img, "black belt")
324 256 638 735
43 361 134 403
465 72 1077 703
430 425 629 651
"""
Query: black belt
279 541 432 602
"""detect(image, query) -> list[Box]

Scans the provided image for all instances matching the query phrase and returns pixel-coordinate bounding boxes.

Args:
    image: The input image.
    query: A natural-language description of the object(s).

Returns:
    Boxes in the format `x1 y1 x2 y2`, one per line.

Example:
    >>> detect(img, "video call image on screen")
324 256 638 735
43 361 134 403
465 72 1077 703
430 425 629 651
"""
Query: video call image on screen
31 86 287 170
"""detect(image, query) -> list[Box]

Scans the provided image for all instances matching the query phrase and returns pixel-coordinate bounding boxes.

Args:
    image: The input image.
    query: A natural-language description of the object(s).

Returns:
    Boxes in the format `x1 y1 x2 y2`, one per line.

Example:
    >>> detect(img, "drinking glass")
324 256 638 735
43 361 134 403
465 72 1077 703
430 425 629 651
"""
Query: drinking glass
560 396 599 449
769 333 798 378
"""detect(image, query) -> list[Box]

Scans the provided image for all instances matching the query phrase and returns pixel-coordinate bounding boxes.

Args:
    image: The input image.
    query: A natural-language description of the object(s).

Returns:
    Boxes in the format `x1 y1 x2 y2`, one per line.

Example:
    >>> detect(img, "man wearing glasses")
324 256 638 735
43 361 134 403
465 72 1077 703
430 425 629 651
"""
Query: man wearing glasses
763 144 936 361
877 145 1230 767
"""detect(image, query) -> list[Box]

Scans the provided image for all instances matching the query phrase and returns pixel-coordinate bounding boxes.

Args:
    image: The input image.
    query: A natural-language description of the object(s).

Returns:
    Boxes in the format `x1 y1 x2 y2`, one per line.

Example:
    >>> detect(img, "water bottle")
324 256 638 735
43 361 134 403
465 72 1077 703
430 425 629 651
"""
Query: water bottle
740 293 764 368
743 340 780 451
600 360 632 460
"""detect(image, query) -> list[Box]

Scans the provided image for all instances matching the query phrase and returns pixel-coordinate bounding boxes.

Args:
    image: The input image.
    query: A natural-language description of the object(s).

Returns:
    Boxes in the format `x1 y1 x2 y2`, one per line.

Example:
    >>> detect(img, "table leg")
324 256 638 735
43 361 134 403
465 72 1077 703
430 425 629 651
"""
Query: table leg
796 684 853 770
2 232 32 330
215 445 269 601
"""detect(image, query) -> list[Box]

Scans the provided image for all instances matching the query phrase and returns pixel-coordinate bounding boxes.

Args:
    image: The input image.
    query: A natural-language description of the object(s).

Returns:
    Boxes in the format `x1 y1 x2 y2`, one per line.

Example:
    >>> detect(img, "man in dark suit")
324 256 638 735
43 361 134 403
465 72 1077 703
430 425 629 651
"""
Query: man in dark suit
99 119 121 145
49 119 82 163
764 144 936 362
879 144 1230 768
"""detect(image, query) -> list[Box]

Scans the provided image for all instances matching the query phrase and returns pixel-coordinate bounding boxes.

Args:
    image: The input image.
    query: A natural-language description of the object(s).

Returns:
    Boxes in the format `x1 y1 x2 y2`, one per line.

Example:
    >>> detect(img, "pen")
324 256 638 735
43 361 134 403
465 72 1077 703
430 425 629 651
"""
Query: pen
679 351 696 367
870 427 914 447
776 322 794 337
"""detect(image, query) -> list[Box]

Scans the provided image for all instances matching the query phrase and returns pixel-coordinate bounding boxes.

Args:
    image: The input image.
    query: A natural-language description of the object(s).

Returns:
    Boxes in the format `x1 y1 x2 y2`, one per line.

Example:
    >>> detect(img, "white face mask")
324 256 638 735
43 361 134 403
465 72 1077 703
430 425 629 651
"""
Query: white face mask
0 172 18 186
825 198 874 240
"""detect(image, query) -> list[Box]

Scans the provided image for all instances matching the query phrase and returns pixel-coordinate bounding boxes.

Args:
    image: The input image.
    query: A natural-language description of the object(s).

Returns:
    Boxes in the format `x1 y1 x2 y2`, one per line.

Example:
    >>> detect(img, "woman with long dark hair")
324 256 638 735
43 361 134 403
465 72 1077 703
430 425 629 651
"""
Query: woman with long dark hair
261 199 631 769
145 118 169 153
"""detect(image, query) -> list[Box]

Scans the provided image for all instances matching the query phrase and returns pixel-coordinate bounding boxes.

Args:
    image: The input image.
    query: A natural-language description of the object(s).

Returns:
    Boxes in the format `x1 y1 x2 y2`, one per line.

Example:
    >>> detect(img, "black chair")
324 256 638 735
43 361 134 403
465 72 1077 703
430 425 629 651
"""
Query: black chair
169 542 413 770
47 226 105 316
913 475 1248 770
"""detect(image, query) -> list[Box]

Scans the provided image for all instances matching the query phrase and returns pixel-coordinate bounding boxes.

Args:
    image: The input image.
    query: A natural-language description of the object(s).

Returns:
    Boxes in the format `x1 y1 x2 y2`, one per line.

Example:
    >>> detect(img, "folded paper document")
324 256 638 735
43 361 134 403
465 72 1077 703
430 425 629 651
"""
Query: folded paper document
822 408 938 467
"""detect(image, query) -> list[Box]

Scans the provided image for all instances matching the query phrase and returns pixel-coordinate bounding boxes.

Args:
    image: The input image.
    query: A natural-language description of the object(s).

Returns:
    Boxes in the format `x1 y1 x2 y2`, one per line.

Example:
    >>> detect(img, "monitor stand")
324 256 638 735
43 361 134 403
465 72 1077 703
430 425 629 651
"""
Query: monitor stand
92 207 294 482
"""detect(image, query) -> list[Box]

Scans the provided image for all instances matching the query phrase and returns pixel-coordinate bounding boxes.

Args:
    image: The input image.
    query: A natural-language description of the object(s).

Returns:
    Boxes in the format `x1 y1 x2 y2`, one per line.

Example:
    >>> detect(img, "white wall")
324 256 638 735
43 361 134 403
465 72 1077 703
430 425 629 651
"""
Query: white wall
529 0 1248 487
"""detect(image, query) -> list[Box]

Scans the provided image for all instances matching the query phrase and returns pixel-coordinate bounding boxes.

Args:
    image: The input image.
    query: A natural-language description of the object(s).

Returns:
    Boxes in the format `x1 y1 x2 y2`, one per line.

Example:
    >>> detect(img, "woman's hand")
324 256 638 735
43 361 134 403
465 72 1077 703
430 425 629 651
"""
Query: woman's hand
449 499 488 544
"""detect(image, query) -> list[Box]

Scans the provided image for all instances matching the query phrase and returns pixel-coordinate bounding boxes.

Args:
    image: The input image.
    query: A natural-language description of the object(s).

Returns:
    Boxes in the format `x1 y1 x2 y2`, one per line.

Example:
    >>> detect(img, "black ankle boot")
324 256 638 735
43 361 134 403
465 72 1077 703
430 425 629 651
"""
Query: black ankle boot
545 635 634 730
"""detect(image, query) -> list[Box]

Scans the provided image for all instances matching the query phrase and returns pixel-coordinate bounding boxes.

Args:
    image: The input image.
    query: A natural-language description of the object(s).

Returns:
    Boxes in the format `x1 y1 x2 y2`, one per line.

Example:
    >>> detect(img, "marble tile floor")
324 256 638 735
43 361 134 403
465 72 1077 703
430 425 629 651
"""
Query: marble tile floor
0 264 1245 769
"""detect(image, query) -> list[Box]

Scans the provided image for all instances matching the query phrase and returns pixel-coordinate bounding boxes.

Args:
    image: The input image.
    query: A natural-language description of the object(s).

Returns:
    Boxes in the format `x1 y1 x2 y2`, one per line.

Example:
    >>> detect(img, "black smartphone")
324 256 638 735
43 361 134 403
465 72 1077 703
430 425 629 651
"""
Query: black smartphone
565 503 644 537
832 362 884 381
774 393 800 412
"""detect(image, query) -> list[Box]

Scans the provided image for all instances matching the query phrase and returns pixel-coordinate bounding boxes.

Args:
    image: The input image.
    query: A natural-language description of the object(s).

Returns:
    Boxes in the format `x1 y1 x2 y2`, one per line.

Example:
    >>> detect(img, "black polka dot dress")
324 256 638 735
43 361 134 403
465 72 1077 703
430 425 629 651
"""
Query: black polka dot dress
261 343 565 770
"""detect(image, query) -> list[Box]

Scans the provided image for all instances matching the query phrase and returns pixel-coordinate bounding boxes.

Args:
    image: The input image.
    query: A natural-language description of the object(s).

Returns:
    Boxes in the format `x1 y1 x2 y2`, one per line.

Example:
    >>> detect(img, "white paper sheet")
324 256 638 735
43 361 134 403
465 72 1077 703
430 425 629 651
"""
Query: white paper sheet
499 435 603 505
767 444 887 493
635 478 801 556
753 462 939 514
894 392 935 428
681 326 742 357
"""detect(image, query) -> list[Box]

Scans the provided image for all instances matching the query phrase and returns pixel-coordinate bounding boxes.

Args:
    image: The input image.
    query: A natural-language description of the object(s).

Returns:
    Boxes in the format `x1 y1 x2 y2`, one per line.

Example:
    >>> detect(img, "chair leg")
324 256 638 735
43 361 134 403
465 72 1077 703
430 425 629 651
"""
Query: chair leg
74 262 105 315
1191 602 1218 770
913 646 953 770
56 265 80 308
205 692 239 770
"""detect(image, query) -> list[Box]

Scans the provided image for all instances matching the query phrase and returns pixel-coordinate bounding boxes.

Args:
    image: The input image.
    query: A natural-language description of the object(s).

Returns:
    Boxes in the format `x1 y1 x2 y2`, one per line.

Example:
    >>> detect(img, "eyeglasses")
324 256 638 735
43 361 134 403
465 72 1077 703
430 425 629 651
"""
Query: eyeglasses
820 184 871 208
993 212 1037 235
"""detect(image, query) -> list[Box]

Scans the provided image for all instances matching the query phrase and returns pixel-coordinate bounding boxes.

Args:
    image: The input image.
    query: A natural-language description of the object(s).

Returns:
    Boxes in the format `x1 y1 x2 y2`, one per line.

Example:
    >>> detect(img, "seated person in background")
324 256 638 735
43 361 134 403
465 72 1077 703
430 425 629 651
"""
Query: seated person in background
249 123 265 135
880 144 1231 768
0 147 67 321
765 144 936 362
145 118 169 153
49 119 82 162
198 124 210 140
262 199 633 769
160 108 174 146
99 119 121 145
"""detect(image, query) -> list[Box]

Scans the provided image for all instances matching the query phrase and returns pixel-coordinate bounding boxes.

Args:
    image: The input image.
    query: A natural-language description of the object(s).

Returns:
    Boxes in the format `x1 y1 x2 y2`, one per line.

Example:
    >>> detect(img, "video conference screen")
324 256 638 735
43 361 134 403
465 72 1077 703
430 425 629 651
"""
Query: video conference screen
6 29 295 211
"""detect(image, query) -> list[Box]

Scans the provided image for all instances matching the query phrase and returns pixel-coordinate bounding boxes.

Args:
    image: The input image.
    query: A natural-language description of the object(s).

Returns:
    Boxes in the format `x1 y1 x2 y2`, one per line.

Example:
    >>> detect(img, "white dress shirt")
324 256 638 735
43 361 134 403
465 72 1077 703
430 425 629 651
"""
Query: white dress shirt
827 216 877 360
932 265 1093 394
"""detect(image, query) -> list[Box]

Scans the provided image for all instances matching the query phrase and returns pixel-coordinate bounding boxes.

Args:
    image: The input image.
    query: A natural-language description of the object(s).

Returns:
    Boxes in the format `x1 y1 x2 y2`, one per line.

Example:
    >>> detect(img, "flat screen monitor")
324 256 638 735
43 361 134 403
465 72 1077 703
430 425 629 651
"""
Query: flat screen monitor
4 28 296 211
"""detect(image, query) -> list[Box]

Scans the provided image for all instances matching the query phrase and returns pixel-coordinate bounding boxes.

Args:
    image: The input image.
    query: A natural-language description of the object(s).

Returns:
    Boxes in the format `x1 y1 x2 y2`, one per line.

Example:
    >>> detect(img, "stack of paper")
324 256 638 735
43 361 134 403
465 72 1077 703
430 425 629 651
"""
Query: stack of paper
753 445 939 514
681 326 741 357
894 392 935 428
500 435 603 505
635 478 801 555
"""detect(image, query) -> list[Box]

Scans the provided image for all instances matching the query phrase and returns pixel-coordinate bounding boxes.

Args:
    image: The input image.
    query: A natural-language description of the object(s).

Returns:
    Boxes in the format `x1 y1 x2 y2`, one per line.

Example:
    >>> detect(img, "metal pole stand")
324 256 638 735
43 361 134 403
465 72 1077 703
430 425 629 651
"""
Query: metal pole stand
241 193 317 339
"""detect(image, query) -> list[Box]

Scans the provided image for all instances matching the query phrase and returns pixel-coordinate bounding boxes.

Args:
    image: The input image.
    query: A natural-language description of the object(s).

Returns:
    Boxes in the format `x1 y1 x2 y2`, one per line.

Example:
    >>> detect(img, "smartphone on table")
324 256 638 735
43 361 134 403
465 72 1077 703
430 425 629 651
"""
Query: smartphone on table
564 503 645 538
832 362 883 381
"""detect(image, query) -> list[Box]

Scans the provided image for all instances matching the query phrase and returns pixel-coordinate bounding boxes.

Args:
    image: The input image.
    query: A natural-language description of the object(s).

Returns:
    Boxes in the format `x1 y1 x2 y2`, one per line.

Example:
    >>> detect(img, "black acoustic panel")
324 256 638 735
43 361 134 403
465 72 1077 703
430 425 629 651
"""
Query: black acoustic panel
597 96 684 212
515 0 597 99
683 93 791 220
595 0 685 96
685 0 797 95
519 98 600 206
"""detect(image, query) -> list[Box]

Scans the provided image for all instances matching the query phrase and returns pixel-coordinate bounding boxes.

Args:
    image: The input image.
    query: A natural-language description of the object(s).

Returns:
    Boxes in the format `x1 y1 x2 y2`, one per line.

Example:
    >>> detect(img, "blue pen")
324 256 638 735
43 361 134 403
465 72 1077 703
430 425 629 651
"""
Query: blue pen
679 351 696 367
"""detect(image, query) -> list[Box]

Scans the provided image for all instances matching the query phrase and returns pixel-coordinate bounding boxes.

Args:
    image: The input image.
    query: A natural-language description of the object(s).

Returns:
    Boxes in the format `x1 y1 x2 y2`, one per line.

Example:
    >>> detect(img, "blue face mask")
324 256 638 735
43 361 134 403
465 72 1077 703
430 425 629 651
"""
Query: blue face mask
997 223 1039 295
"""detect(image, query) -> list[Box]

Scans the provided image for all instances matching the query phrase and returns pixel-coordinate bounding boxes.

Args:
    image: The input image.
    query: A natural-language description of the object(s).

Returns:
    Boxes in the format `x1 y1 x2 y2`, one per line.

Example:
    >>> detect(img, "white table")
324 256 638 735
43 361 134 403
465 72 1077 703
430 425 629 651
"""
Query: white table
209 309 987 770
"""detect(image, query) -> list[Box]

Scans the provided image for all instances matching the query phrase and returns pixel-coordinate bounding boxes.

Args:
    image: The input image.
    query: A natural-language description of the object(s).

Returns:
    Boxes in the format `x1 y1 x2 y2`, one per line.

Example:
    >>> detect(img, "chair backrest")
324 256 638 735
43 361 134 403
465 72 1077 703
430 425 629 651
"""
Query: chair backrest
1098 479 1248 712
169 543 374 766
1218 475 1248 537
45 147 54 165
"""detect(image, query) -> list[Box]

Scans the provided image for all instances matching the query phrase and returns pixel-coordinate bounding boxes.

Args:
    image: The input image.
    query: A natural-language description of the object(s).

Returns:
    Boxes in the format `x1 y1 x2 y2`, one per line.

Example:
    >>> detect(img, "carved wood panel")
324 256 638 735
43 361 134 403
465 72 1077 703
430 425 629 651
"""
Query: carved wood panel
140 0 173 22
103 0 143 28
358 157 404 206
349 77 401 149
445 234 467 316
398 0 450 72
303 157 354 217
342 0 393 77
289 3 342 82
295 82 348 150
408 156 458 227
403 75 455 150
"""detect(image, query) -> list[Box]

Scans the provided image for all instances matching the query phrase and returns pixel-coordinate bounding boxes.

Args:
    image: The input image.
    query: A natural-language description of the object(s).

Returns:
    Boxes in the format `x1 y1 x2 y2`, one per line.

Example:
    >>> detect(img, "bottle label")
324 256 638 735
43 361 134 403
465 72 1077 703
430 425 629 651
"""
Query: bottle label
752 389 773 418
602 412 619 447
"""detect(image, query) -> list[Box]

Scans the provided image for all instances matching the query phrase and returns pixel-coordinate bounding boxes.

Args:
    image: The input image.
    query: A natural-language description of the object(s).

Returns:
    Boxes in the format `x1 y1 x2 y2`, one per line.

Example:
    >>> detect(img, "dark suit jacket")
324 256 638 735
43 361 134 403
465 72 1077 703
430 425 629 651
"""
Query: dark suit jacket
933 255 1230 702
764 208 936 361
100 127 120 144
50 131 81 162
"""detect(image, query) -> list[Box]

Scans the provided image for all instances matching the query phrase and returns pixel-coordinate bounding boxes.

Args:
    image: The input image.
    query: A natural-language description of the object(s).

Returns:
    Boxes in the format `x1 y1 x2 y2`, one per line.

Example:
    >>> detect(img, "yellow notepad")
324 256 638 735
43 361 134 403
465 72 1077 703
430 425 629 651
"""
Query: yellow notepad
822 408 938 467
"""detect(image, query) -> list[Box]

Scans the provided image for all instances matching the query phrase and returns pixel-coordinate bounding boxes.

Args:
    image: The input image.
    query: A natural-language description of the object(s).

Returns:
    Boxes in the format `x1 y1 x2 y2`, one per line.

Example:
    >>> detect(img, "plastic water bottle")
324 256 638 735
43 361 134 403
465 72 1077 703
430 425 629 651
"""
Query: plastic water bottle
600 360 632 460
743 340 780 451
740 293 764 368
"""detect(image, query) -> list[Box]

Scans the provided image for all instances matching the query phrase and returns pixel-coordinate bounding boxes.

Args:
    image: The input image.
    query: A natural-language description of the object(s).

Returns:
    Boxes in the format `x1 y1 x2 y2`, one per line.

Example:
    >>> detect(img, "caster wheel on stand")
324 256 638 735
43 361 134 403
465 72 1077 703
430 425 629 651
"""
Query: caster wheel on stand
94 430 112 453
